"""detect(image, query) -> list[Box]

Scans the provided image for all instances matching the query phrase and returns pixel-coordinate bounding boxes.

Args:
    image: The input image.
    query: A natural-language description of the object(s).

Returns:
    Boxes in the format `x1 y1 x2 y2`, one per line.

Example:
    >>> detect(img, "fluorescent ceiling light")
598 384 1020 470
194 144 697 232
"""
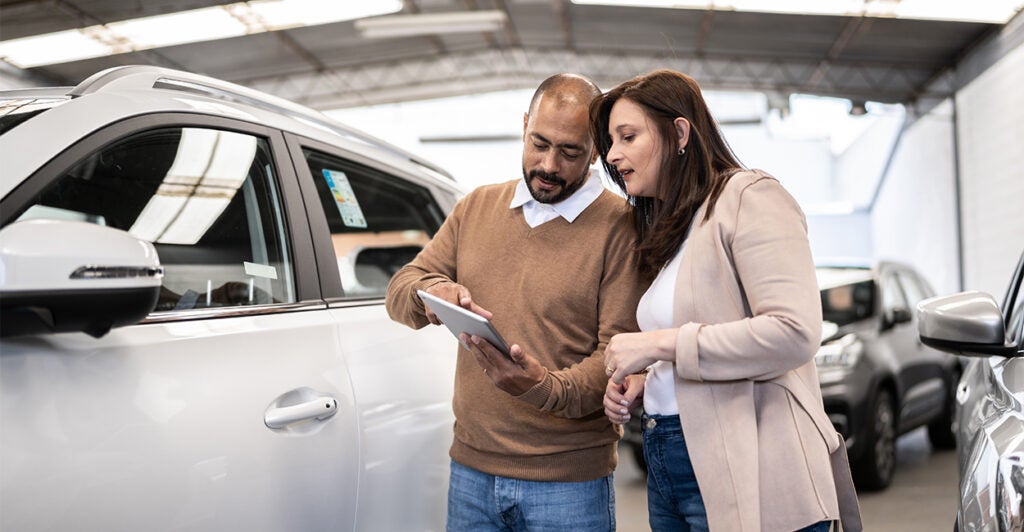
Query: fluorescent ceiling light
246 0 402 29
0 0 402 69
107 8 248 49
570 0 1024 23
0 29 116 68
355 11 508 38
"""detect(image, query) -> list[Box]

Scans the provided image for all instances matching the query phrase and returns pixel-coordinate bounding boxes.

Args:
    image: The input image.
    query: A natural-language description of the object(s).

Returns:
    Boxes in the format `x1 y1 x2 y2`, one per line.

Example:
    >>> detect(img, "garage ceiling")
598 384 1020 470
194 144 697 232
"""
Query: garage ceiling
0 0 1007 110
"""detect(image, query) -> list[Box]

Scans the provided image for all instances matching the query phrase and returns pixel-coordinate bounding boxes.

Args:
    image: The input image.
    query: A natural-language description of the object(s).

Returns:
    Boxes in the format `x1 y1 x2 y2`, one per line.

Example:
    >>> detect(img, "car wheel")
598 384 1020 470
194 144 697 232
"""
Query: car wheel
853 388 896 491
927 371 959 450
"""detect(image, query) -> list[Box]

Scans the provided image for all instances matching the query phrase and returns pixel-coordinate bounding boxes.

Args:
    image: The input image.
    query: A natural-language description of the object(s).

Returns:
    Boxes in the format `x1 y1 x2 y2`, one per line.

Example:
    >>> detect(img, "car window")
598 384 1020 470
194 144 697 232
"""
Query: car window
14 126 295 312
880 273 909 311
301 148 444 299
896 271 931 304
821 280 875 326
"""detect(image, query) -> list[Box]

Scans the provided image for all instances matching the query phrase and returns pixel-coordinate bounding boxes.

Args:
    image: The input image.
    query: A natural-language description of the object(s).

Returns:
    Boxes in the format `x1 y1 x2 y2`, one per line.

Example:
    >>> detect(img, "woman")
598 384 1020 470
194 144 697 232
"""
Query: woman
591 70 861 531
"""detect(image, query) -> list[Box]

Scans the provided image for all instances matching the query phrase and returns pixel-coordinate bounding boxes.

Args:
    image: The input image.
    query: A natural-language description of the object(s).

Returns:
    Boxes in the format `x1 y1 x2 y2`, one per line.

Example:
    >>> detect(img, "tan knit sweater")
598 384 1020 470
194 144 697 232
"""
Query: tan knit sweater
386 179 645 482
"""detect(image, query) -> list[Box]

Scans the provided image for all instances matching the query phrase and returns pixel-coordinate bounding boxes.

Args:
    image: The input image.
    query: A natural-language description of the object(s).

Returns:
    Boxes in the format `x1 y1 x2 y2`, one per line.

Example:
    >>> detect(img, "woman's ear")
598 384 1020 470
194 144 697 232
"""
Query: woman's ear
673 117 691 152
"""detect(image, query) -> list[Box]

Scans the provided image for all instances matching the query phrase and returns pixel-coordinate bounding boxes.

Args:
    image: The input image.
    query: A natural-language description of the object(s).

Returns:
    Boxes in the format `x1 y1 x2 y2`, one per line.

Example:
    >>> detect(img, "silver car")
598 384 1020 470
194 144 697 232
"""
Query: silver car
0 66 461 530
918 251 1024 531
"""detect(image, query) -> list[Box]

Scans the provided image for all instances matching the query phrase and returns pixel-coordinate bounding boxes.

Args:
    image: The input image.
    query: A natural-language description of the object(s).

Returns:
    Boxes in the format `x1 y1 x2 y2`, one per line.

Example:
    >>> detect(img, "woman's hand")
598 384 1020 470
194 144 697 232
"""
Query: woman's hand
605 374 646 425
605 329 676 384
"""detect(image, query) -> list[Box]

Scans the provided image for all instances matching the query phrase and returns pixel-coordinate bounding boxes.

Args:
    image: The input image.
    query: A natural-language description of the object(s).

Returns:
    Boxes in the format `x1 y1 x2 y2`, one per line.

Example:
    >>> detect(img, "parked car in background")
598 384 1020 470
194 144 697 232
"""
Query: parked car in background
816 261 961 491
918 251 1024 532
0 66 461 530
622 261 961 491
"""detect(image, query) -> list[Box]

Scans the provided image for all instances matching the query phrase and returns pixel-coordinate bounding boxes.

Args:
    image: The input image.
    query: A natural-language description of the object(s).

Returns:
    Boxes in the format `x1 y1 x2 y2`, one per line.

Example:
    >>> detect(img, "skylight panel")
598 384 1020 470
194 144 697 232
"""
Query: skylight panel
0 1 403 69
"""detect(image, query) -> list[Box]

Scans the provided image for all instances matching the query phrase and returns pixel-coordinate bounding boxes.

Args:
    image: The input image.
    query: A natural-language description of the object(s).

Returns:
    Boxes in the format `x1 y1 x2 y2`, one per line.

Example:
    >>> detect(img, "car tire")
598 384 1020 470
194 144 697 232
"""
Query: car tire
853 388 896 491
927 371 959 450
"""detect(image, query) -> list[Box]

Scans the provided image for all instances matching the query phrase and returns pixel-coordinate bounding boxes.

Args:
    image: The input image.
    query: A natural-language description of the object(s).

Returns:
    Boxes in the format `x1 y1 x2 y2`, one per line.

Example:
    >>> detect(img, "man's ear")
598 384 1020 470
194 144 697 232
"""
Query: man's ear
589 145 599 165
523 112 530 140
674 117 691 152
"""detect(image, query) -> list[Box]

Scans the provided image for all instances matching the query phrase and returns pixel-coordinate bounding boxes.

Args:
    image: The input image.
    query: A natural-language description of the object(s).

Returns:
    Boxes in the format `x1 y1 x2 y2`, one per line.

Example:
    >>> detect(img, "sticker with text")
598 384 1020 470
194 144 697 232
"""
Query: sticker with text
322 169 367 228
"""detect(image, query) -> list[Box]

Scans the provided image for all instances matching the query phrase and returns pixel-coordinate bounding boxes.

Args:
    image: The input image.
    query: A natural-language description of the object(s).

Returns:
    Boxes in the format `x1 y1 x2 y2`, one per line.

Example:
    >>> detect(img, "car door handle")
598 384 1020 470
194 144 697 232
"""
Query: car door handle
265 396 338 429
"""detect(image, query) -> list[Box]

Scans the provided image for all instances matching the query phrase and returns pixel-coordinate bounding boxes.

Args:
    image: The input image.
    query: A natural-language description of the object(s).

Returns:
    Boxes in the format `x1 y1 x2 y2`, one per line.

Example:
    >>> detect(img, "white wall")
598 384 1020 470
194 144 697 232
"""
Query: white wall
870 100 961 295
868 39 1024 298
955 42 1024 297
807 212 873 262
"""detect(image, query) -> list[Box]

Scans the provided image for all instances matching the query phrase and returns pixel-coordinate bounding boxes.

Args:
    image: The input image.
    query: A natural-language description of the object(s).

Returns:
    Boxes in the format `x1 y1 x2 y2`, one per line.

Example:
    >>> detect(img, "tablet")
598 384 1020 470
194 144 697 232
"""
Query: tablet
417 289 511 355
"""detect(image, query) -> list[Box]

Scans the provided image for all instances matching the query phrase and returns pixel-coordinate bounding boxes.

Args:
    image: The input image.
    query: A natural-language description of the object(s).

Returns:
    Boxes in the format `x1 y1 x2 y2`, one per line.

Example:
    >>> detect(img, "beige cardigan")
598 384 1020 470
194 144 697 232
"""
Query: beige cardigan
668 170 862 531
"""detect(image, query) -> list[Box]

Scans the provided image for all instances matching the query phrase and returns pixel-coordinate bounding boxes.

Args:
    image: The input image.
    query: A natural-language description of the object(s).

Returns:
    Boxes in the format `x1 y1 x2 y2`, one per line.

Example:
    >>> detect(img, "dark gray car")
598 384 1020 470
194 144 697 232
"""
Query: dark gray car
816 262 961 491
918 251 1024 531
623 262 961 492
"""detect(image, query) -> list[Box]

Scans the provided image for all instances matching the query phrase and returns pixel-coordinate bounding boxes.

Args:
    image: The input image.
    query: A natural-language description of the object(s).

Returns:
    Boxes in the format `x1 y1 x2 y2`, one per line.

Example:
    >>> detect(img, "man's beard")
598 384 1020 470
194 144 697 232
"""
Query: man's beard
522 168 587 204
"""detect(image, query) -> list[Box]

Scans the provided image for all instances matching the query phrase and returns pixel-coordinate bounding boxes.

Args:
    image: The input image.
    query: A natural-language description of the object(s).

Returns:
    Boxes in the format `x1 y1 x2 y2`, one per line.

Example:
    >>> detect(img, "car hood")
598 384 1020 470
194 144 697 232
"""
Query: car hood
820 319 878 344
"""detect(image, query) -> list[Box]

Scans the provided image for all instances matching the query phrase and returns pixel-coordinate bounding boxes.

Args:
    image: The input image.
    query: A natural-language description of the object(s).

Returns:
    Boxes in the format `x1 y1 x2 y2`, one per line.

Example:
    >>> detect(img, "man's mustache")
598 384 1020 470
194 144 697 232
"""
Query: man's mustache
529 170 566 187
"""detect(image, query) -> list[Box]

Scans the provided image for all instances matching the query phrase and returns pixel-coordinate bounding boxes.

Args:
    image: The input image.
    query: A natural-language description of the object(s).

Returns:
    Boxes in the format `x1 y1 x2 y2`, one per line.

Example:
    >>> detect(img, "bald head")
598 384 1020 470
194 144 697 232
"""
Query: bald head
520 74 601 204
527 73 601 116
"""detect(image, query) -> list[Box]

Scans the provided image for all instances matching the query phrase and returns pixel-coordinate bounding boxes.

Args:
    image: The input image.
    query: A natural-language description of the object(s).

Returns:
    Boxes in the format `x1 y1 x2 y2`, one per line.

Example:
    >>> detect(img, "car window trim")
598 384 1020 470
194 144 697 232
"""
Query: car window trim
0 113 324 314
283 132 452 301
142 300 328 324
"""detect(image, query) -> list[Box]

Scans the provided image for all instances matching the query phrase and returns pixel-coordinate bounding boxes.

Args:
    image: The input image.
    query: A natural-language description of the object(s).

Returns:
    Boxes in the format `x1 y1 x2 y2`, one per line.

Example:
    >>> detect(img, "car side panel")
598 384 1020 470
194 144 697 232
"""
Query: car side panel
0 311 360 531
328 303 457 531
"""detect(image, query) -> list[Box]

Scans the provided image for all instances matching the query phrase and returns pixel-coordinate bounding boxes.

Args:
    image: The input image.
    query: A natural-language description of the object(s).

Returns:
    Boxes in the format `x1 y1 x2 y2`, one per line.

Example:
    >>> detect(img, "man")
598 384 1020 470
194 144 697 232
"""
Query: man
385 73 644 531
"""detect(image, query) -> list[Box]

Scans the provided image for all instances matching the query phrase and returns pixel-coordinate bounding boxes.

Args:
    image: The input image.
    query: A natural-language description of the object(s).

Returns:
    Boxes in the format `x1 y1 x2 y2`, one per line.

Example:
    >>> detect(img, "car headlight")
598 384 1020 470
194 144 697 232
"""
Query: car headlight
815 333 863 369
998 453 1024 532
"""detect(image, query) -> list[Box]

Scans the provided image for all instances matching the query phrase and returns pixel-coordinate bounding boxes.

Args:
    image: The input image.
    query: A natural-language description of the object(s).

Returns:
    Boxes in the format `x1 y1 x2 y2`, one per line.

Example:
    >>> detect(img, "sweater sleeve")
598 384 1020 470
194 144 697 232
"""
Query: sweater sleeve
675 177 822 382
516 208 646 417
384 193 466 329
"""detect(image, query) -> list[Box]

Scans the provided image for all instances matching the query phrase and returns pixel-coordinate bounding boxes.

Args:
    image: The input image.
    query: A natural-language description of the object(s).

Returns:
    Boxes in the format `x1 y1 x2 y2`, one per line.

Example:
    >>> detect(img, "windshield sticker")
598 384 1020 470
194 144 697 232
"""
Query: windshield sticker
321 169 367 228
243 261 278 279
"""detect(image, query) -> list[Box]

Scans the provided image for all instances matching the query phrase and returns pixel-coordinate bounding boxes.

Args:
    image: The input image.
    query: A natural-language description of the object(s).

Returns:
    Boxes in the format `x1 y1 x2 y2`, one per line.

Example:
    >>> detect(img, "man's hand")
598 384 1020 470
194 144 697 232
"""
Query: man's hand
462 334 546 396
422 282 493 325
604 374 645 425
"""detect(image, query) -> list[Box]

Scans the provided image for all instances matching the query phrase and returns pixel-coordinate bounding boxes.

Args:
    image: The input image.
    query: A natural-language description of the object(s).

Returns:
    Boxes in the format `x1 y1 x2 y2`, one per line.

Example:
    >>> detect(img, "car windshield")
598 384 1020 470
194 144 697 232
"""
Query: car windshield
818 268 876 327
0 97 66 136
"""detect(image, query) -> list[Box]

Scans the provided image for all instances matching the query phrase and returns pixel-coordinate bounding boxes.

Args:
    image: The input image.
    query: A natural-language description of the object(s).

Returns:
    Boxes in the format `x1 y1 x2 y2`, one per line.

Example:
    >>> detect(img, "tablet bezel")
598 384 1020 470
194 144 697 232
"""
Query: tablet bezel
416 290 511 355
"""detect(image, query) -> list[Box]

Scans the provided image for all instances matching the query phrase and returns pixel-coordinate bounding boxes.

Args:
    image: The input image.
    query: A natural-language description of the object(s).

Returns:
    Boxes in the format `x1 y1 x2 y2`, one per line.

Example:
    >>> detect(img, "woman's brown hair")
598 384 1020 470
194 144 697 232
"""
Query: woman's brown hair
590 69 743 279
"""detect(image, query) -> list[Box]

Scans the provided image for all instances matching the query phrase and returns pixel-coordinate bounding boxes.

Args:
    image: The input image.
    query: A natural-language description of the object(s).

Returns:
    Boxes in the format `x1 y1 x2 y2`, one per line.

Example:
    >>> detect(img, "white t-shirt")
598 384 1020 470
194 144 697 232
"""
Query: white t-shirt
636 240 687 415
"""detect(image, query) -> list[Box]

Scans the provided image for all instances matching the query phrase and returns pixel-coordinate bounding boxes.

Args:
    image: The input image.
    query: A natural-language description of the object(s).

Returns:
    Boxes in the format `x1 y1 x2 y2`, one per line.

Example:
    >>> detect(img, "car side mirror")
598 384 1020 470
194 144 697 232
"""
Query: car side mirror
892 307 913 325
881 306 912 330
917 291 1015 357
0 219 163 338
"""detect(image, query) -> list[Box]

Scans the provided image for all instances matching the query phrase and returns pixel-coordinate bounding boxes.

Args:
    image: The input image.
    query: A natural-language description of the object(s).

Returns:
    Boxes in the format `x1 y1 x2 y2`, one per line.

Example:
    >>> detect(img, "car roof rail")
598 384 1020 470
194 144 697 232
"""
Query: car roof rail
68 65 454 180
0 87 73 100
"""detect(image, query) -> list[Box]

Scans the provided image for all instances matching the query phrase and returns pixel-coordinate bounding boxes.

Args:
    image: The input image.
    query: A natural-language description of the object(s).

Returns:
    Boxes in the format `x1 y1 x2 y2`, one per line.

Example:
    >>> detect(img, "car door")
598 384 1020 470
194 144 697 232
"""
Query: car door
0 115 359 531
286 134 460 530
891 268 950 427
877 268 940 428
954 252 1024 529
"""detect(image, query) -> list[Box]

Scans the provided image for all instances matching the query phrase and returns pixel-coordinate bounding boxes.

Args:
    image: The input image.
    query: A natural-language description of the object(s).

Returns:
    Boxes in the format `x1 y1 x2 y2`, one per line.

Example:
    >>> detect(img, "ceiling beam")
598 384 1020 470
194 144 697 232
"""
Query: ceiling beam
238 47 951 110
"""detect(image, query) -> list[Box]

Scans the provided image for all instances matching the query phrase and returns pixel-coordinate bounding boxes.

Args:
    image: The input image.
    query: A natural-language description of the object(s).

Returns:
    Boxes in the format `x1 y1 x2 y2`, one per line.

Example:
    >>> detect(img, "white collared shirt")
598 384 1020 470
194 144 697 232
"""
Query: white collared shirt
509 172 604 228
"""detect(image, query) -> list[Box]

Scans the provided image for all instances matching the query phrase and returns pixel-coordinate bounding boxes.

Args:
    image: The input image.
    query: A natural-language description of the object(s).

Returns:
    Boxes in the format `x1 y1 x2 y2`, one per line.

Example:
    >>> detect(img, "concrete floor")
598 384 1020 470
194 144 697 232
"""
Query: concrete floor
613 427 958 531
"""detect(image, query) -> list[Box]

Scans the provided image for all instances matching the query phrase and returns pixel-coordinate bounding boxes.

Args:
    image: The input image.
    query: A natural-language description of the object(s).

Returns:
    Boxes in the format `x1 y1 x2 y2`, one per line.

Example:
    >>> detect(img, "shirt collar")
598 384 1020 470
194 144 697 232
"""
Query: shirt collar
509 172 604 223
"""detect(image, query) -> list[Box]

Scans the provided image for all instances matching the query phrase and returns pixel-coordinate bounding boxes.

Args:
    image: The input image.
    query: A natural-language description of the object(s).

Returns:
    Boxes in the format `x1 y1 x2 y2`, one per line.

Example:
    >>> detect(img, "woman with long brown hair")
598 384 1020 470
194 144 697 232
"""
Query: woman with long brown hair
592 70 861 532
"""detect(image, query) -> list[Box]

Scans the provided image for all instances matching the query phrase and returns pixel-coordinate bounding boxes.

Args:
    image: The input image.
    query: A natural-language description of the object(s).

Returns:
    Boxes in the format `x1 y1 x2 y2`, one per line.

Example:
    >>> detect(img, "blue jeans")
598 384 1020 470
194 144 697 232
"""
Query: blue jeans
446 460 615 531
642 414 833 532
